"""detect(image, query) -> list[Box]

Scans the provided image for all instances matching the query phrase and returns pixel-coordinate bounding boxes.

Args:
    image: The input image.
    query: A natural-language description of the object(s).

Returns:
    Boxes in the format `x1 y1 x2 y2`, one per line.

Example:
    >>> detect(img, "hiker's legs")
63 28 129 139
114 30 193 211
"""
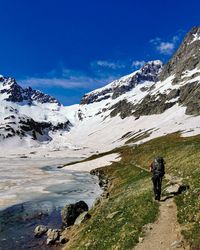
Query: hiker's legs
152 175 162 200
157 177 162 200
152 175 159 200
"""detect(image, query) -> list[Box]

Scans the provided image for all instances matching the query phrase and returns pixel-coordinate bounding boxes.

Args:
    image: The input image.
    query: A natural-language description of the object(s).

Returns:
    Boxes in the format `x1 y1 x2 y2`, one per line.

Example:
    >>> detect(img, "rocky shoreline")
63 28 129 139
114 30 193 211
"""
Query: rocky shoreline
0 161 104 250
0 201 62 250
32 166 111 248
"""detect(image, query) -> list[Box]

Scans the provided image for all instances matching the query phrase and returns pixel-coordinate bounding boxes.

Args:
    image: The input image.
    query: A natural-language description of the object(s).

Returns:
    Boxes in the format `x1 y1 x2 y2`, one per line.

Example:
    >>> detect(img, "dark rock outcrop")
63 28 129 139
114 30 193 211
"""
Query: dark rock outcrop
133 92 176 117
178 81 200 115
61 201 89 227
0 115 72 141
0 76 60 105
110 100 135 119
24 87 60 105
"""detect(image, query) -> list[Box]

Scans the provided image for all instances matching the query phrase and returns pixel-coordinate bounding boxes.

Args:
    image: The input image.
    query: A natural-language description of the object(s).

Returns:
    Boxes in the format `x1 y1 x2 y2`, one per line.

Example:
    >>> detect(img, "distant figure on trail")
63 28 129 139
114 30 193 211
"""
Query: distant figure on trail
149 156 165 201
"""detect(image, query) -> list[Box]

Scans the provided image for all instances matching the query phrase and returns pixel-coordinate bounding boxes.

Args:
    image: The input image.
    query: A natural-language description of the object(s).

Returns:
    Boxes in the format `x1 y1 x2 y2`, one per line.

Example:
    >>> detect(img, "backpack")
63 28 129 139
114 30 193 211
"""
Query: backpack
152 156 165 177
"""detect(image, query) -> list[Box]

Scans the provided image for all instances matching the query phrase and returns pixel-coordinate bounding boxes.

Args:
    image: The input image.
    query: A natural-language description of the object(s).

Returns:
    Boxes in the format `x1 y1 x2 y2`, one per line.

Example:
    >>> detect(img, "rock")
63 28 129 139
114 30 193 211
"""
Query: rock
164 184 181 194
34 225 48 237
139 237 144 243
110 99 135 119
167 176 183 185
106 211 120 219
61 200 89 227
171 240 183 248
58 235 69 244
46 229 59 245
74 211 91 225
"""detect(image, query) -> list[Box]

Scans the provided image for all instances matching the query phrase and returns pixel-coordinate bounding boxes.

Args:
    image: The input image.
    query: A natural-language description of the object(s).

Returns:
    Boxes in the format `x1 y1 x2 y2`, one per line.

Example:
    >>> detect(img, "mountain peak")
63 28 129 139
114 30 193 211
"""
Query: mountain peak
81 60 163 105
0 75 60 105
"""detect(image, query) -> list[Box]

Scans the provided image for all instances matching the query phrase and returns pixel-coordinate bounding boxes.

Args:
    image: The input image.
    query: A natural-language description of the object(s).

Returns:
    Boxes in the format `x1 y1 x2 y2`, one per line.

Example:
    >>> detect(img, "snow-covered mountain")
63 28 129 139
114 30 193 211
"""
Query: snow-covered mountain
0 26 200 153
0 76 60 104
61 26 200 154
81 60 163 104
0 76 71 143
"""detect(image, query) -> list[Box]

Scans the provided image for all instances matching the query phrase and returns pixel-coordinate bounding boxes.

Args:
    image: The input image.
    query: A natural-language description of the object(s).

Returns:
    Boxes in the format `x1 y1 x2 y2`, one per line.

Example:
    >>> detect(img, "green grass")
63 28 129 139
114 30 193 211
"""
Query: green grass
64 133 200 250
64 146 159 250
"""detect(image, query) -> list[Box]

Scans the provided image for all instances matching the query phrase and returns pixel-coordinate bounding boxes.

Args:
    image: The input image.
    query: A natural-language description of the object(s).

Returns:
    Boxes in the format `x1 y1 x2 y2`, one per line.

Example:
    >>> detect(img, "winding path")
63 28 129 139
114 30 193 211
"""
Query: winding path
134 196 189 250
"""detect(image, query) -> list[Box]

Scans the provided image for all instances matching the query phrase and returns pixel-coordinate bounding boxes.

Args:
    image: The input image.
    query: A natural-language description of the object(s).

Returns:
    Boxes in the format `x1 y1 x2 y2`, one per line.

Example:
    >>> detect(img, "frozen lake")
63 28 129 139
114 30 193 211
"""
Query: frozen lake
0 154 103 249
0 155 103 211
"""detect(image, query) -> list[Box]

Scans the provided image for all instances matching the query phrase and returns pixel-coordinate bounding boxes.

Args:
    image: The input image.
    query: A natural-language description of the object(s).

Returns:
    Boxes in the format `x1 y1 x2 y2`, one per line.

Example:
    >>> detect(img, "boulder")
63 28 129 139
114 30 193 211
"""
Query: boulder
46 229 60 245
34 225 48 237
164 184 181 195
61 200 89 227
58 235 69 244
74 211 91 225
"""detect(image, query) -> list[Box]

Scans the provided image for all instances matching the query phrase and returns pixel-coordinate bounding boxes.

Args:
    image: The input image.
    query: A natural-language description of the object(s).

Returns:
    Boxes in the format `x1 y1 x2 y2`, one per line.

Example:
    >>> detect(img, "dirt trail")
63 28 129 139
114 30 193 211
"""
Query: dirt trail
134 197 189 250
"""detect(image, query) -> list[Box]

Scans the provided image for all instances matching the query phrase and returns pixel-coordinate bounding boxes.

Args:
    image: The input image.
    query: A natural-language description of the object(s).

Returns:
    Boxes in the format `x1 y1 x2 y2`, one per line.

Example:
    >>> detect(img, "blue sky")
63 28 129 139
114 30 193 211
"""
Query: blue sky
0 0 199 105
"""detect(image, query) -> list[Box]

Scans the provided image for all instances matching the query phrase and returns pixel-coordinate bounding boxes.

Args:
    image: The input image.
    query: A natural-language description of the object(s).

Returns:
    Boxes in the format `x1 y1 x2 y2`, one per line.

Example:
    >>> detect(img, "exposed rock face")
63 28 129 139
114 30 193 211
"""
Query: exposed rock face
24 87 60 105
0 114 72 141
159 26 200 83
80 60 163 105
61 201 89 227
0 76 60 105
178 82 200 115
133 93 176 117
110 100 135 119
1 78 26 103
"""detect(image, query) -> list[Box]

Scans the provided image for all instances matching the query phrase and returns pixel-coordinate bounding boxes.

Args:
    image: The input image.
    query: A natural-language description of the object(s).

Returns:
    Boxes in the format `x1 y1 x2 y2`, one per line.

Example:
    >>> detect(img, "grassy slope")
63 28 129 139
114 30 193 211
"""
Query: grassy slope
64 133 200 250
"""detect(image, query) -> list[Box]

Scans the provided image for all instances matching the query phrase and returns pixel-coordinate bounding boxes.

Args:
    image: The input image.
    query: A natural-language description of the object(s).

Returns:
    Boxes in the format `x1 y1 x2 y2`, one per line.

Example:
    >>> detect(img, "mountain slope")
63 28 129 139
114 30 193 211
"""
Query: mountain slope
60 26 200 156
0 27 200 154
0 76 71 143
81 60 163 104
62 133 200 250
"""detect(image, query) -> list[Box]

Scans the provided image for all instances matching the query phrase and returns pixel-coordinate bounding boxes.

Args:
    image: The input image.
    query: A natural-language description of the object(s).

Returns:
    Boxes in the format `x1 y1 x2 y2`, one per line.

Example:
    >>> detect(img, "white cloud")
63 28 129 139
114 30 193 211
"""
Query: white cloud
131 60 145 69
19 69 117 90
19 59 131 91
20 76 94 89
91 60 125 69
150 35 180 55
157 42 175 55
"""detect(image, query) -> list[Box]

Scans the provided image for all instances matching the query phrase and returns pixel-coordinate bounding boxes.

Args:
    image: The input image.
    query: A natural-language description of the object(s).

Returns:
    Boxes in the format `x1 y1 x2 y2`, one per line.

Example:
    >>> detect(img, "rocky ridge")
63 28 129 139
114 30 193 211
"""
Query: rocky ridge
98 27 200 119
80 60 163 105
0 76 60 105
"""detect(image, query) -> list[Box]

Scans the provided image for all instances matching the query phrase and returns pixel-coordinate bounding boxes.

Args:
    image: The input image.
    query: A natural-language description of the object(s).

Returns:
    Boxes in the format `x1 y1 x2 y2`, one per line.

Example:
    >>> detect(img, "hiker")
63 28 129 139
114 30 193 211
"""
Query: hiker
149 156 165 201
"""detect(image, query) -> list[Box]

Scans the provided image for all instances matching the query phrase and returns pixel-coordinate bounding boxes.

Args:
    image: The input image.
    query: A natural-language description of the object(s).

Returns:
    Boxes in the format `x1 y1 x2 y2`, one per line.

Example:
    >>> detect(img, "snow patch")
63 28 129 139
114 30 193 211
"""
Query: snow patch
64 153 121 172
